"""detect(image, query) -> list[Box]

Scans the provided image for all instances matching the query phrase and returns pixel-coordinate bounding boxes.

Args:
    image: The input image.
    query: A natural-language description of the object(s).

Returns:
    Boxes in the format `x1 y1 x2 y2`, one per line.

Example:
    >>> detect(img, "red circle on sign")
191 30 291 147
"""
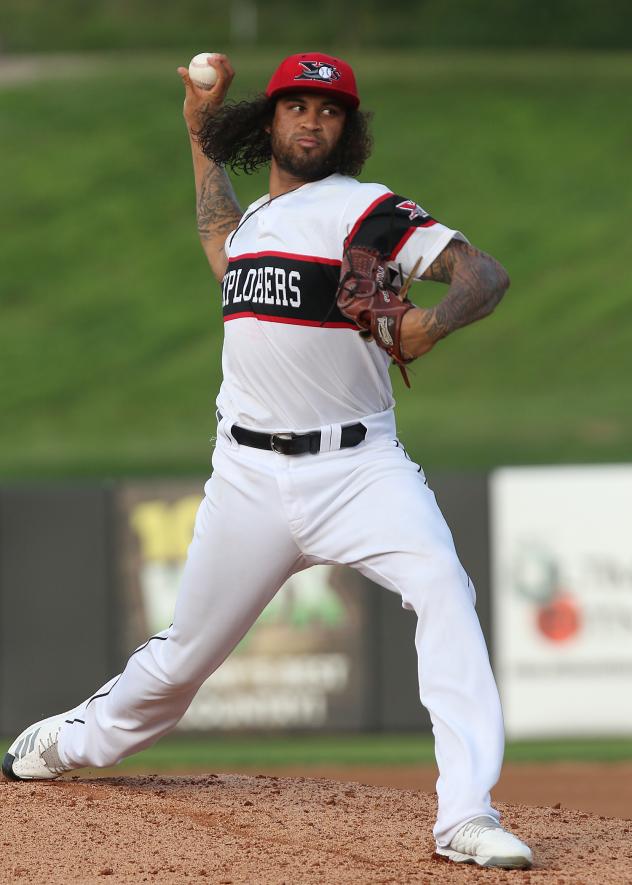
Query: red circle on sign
537 594 581 642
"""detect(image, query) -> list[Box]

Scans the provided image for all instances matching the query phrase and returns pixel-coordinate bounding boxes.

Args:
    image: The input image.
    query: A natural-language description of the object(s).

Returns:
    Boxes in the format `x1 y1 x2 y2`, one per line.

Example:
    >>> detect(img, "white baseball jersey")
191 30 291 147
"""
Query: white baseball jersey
217 173 466 432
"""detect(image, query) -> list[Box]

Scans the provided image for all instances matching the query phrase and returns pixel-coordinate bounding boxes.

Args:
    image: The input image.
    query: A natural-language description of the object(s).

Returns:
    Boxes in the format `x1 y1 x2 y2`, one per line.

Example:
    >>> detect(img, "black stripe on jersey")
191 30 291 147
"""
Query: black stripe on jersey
345 193 437 258
222 253 356 328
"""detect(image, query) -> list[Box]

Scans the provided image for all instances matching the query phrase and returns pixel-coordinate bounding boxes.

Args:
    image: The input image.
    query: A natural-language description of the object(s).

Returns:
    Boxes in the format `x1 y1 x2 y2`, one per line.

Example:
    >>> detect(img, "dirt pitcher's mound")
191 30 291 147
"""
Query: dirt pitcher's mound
1 774 630 884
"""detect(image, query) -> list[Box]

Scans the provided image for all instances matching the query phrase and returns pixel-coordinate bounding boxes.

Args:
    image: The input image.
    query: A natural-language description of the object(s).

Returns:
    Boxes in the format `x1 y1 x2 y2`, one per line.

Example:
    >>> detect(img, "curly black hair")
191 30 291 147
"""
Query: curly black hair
196 94 373 177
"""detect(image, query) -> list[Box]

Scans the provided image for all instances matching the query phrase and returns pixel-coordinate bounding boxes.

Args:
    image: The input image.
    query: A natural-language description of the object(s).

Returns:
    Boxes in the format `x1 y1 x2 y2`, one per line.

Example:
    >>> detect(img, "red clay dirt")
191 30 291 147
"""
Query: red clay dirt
242 761 632 820
1 772 631 884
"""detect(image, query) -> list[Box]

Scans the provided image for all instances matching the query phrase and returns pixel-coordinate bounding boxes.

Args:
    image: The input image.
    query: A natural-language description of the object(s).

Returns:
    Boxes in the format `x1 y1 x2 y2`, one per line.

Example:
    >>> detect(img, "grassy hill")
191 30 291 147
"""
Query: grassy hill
1 51 630 477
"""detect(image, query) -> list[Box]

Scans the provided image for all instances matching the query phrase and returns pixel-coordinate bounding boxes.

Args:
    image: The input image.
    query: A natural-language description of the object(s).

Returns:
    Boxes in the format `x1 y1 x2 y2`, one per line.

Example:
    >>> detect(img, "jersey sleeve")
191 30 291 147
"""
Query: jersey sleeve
341 189 467 280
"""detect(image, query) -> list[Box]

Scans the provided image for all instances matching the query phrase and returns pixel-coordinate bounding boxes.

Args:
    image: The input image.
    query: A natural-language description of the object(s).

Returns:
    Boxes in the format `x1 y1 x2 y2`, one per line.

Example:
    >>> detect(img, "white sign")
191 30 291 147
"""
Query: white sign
491 465 632 738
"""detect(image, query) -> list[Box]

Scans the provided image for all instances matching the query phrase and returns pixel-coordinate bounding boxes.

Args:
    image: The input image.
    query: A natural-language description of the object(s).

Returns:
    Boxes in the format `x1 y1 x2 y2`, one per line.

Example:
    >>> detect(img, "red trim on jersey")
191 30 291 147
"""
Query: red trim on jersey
224 312 356 329
228 250 341 266
389 220 437 260
345 192 394 245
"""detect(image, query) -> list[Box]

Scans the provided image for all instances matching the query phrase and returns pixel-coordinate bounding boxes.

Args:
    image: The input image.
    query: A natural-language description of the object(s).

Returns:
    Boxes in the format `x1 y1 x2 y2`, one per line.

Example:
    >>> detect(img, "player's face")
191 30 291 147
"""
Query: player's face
269 93 347 181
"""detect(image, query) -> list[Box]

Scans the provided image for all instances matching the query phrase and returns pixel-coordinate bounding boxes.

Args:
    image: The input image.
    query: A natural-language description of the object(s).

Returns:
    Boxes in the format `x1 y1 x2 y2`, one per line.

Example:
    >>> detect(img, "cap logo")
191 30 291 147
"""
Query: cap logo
294 61 341 85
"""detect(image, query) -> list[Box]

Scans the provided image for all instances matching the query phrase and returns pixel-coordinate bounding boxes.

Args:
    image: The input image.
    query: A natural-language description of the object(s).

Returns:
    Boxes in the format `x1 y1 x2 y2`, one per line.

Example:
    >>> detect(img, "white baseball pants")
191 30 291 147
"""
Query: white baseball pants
57 409 504 846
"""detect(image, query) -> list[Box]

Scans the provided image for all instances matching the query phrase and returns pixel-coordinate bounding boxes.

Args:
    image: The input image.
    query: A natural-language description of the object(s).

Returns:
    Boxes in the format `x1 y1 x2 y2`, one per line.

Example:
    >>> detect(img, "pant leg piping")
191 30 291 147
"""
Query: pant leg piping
85 632 170 709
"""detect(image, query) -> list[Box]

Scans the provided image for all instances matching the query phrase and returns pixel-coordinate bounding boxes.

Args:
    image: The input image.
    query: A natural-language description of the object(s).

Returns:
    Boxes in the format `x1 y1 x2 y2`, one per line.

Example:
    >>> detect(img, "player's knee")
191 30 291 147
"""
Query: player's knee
400 549 472 613
135 638 208 693
158 658 207 692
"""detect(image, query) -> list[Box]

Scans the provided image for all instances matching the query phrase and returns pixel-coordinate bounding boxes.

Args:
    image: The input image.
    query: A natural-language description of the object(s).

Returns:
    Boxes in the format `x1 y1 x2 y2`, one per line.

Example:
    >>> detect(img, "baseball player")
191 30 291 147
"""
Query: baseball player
3 52 532 869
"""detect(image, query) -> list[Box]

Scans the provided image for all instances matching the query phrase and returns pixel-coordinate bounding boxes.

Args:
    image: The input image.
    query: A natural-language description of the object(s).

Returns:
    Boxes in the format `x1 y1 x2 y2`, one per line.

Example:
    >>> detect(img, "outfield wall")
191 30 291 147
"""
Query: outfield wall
0 473 488 737
1 466 631 738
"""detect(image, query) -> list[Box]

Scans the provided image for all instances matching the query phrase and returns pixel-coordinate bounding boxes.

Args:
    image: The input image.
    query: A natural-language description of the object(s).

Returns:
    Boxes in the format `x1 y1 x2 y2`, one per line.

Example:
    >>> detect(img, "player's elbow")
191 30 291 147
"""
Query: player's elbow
482 256 510 315
200 238 229 283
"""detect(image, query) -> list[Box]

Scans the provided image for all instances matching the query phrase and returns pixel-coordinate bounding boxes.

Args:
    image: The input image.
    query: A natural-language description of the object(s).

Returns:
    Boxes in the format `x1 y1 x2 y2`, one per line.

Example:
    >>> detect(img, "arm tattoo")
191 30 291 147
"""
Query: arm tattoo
419 241 461 284
419 240 510 339
196 164 242 244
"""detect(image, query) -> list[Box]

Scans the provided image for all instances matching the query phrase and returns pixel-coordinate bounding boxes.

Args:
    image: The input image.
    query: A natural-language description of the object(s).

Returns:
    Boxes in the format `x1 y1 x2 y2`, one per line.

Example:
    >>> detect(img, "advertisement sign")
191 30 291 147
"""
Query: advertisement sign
115 482 371 730
491 466 632 738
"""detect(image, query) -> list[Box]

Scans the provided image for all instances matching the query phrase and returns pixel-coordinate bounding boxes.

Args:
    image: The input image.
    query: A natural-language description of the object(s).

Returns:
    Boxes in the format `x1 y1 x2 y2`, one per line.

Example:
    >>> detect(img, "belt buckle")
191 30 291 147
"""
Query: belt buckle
270 432 293 454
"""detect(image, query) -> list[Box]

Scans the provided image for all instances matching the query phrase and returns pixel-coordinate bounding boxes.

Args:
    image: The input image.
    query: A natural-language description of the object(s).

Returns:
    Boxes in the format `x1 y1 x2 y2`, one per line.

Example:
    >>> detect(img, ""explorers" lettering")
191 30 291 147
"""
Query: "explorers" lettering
222 267 302 309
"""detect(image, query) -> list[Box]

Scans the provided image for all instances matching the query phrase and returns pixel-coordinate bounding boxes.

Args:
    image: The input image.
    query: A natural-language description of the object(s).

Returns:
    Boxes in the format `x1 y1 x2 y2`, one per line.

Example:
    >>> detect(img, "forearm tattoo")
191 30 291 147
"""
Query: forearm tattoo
196 164 242 244
420 240 510 340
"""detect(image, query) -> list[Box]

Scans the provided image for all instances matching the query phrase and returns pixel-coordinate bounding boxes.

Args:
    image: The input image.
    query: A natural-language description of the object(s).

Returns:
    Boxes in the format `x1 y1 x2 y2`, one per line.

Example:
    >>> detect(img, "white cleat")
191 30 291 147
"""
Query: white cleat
436 815 533 869
2 712 73 781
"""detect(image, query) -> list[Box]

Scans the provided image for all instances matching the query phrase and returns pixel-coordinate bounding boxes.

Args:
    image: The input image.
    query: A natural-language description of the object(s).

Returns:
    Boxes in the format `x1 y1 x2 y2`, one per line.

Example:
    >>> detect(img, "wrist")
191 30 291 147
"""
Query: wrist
401 307 440 360
186 110 221 143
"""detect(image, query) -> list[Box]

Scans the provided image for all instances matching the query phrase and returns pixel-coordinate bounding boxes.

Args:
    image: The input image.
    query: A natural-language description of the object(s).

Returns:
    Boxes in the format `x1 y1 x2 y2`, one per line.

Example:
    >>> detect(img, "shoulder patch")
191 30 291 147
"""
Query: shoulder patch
395 200 430 222
346 193 437 259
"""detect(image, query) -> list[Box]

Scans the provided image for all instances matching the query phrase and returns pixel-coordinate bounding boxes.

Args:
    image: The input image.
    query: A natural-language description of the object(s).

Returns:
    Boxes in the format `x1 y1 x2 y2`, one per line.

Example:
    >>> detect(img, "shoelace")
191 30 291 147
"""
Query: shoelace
39 729 66 775
452 819 501 855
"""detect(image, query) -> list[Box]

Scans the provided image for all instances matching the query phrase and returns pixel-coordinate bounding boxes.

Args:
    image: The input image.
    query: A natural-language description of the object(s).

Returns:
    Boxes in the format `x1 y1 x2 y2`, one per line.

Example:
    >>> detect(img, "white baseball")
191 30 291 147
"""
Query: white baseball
188 53 219 89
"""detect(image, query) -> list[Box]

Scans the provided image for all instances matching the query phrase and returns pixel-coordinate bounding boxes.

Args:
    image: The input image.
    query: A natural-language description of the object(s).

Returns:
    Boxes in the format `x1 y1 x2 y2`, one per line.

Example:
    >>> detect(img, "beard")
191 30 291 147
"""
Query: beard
270 131 339 181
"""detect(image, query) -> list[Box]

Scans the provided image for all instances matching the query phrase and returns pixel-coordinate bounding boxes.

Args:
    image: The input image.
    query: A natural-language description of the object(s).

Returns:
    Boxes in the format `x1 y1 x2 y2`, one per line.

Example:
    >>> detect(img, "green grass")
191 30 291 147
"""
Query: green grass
2 1 630 53
36 733 632 771
3 732 632 772
2 50 631 477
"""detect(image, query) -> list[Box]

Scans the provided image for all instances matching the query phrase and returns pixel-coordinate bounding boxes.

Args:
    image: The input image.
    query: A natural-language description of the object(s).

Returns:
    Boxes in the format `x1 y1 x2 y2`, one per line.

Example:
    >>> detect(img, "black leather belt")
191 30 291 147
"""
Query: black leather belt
219 413 367 456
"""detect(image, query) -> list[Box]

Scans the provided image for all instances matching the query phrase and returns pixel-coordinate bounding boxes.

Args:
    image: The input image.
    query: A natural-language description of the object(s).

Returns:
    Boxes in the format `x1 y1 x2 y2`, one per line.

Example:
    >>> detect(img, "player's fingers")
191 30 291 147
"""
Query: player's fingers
211 59 232 88
214 59 235 86
210 52 231 70
177 67 195 92
208 54 235 96
216 54 235 80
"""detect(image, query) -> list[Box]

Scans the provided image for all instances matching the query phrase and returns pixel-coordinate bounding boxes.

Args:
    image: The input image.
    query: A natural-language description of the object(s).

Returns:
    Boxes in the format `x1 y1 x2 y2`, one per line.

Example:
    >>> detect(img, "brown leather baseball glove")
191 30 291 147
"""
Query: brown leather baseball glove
336 245 421 388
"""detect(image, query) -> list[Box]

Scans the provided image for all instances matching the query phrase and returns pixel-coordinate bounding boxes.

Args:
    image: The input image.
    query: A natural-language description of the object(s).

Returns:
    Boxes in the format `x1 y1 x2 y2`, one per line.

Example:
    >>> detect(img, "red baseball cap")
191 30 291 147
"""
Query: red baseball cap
266 52 360 109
